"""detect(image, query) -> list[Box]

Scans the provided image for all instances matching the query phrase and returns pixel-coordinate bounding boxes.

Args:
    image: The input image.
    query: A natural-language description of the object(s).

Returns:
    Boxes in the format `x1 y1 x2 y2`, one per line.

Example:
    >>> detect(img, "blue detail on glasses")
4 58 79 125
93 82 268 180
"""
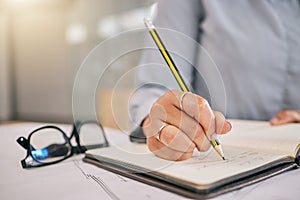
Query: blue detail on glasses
32 149 48 160
31 143 70 160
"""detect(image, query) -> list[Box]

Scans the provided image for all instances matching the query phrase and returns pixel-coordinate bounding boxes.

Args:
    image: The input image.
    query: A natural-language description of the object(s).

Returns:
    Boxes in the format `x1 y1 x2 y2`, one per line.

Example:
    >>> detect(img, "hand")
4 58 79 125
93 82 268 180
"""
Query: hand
142 90 232 161
270 110 300 126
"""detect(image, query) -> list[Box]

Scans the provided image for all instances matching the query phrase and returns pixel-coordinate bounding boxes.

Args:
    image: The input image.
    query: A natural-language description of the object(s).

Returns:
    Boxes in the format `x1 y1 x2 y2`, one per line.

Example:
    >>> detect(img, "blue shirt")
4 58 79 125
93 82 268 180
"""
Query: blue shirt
130 0 300 127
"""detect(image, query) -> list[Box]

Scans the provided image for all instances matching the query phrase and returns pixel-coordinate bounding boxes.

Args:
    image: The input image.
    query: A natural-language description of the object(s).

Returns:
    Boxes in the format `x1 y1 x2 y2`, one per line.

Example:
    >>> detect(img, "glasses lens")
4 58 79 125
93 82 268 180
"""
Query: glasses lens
29 128 72 163
79 123 108 150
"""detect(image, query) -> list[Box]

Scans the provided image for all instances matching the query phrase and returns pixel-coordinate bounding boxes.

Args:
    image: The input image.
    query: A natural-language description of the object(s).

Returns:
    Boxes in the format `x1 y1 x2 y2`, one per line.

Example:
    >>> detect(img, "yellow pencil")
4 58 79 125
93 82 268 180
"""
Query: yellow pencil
144 18 225 160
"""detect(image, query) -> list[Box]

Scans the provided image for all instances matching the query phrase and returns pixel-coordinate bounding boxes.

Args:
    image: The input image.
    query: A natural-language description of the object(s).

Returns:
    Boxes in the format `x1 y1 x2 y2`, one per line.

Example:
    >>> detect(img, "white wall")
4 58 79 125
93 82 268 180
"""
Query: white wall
0 0 155 124
13 7 72 123
0 12 11 121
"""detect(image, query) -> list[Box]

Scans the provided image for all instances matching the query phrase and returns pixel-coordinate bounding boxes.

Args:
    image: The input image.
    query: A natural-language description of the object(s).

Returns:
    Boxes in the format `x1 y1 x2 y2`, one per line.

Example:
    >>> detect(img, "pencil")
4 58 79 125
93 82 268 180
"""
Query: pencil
144 18 225 160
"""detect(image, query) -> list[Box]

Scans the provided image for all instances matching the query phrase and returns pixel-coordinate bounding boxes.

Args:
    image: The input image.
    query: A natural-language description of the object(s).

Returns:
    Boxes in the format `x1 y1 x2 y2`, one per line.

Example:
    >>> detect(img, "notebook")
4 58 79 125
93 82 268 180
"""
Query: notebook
83 120 300 199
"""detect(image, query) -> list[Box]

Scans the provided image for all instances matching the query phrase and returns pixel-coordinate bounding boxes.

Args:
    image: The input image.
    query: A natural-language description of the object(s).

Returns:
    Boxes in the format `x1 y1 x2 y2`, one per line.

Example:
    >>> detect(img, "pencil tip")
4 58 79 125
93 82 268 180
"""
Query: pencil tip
222 157 226 160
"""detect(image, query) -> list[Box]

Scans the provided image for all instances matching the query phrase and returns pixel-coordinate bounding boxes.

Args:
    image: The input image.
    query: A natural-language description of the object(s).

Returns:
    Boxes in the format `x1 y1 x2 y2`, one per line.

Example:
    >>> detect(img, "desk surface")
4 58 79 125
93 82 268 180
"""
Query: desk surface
0 122 299 200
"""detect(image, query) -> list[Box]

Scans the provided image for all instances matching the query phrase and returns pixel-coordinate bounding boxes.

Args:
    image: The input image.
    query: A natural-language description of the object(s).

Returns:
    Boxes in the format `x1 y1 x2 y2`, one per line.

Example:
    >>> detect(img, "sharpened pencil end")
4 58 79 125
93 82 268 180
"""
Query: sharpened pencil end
144 17 155 30
213 143 225 160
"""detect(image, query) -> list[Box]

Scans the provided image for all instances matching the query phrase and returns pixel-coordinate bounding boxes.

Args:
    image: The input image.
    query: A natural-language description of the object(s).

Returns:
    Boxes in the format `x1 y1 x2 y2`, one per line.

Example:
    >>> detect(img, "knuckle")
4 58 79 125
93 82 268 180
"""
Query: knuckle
198 97 209 107
146 138 158 152
163 90 176 102
149 103 159 115
161 130 176 144
150 103 164 116
214 111 222 117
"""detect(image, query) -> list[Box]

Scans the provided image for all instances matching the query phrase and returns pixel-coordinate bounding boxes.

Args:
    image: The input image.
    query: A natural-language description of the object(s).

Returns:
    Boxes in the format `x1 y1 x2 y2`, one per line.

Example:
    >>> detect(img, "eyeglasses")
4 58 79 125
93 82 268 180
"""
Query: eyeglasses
16 121 109 168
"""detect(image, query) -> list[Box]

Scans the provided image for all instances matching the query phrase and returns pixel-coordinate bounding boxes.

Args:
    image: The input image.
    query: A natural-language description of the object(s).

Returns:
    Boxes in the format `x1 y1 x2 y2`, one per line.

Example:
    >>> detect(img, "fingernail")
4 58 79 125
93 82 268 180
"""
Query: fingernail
221 121 232 134
226 121 232 130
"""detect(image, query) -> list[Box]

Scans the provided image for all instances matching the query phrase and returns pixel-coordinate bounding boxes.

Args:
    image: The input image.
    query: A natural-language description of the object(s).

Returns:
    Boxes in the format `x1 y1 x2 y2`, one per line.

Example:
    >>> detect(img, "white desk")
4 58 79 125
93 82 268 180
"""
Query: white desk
0 122 299 200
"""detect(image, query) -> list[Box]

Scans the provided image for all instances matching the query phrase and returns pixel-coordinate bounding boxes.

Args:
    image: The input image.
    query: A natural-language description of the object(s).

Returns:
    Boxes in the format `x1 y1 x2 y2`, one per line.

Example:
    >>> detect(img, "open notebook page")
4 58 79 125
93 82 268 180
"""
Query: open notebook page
221 120 300 156
86 144 287 186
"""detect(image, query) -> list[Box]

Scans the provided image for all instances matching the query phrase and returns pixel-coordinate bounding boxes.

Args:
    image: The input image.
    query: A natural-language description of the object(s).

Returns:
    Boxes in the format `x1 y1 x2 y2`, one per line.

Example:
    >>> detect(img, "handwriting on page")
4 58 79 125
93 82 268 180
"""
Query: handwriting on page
161 147 285 185
199 152 266 169
175 149 278 171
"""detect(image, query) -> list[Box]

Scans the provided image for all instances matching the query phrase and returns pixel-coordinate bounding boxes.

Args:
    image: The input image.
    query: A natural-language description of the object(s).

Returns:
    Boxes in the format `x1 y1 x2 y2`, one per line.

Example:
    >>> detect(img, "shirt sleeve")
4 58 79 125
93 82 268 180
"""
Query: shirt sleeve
129 0 204 129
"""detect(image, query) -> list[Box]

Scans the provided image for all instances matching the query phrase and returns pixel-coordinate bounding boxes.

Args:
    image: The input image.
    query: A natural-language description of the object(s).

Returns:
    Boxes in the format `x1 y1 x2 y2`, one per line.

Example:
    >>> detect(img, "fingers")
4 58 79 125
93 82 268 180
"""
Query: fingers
162 90 230 139
142 89 231 161
158 124 196 152
171 90 218 139
214 111 232 135
144 117 195 160
270 110 300 126
147 137 194 161
144 117 197 153
156 104 211 151
145 94 211 152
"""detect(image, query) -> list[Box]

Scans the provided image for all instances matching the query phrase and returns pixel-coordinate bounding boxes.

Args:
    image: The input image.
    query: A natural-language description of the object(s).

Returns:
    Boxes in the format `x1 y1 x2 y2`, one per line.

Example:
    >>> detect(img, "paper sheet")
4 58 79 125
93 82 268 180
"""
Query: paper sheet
88 144 286 185
1 122 300 200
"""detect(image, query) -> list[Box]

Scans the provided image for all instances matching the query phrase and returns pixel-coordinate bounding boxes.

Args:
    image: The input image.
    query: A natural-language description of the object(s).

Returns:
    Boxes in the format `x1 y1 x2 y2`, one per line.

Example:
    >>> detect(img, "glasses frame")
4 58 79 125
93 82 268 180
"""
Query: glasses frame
17 121 109 169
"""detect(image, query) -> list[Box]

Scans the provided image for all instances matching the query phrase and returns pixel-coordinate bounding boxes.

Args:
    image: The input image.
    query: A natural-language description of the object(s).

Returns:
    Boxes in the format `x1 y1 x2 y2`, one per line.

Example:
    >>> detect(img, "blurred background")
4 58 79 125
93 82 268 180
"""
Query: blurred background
0 0 156 129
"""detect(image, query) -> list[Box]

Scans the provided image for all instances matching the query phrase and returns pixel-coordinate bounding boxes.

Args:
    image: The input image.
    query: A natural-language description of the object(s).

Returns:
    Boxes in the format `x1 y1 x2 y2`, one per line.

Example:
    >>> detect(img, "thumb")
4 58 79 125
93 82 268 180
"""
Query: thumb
220 121 232 134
